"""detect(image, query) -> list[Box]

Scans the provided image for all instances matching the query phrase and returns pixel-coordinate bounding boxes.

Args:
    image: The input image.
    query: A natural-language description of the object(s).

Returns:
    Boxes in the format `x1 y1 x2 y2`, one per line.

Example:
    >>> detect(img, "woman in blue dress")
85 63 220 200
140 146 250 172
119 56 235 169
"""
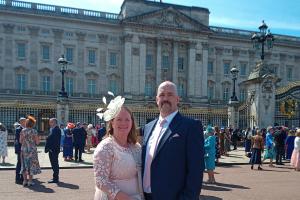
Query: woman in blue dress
263 126 276 167
63 123 75 161
204 126 216 184
285 130 296 160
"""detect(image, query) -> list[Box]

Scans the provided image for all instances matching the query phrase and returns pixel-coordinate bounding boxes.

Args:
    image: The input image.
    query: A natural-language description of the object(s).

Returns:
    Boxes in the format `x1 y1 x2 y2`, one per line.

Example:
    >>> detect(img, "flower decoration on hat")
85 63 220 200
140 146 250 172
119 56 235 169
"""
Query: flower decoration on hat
96 91 125 122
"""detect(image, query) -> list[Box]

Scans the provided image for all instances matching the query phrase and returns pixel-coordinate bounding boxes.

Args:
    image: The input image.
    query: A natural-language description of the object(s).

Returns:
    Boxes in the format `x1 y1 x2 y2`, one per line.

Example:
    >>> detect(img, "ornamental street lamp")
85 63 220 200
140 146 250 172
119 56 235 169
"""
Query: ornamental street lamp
230 67 239 102
251 20 275 61
58 55 68 98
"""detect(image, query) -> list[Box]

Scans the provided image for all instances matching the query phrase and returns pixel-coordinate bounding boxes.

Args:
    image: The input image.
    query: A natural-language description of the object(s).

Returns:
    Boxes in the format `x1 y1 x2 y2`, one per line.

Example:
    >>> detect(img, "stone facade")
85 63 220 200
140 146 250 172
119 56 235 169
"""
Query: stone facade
0 0 299 107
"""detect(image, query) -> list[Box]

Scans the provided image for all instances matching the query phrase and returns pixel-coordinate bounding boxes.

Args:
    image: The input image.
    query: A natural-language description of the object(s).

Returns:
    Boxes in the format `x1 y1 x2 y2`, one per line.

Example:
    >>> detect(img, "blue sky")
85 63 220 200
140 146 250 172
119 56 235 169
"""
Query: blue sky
19 0 300 37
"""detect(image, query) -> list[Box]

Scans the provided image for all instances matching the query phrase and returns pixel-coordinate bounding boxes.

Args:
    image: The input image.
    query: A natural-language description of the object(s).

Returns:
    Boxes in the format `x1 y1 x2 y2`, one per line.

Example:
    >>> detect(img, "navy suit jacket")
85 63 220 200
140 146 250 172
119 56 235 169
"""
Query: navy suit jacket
142 112 204 200
72 127 87 146
14 126 23 154
45 126 61 153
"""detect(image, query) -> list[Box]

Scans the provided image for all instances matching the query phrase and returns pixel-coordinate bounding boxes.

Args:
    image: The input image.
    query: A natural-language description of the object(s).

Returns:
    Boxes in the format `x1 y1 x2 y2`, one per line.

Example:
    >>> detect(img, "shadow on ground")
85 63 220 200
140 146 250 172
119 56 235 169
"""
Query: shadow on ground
202 181 250 191
199 195 223 200
26 179 55 193
57 181 79 189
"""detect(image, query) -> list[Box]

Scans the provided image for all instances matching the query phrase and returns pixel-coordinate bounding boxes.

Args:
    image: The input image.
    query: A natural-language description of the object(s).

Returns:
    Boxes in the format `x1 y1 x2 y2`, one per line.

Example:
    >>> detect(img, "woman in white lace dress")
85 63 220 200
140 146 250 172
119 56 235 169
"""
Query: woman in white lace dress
93 106 144 200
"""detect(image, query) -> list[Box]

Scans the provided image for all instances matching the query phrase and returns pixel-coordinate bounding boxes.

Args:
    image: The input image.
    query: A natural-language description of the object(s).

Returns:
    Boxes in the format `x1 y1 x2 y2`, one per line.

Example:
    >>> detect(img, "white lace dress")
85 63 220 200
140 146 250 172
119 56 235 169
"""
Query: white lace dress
93 137 144 200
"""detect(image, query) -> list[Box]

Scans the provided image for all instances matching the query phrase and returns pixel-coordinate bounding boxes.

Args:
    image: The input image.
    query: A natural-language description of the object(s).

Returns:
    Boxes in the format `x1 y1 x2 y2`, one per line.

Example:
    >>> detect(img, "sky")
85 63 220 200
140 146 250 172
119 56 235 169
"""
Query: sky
18 0 300 37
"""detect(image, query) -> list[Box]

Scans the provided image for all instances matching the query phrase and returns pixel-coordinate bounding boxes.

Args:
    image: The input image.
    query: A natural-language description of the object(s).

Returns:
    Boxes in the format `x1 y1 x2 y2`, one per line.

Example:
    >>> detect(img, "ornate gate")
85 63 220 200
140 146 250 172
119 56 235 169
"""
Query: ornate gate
275 81 300 127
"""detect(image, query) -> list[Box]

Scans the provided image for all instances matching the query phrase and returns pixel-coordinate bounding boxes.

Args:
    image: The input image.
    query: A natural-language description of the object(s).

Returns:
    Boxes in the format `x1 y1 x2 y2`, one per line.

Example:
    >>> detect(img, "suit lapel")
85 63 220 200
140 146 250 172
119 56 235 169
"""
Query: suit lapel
154 113 182 159
143 119 158 146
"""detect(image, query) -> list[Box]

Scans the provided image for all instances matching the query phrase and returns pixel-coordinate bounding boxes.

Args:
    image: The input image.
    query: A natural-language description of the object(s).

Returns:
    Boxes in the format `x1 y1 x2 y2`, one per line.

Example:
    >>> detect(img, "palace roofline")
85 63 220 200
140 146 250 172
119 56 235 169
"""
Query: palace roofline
1 0 300 44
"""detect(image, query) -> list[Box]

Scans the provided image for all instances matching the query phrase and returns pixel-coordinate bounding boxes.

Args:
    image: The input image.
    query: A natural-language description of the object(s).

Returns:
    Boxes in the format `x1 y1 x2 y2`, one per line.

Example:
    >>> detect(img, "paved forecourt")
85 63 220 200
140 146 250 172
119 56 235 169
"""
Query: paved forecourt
0 164 299 200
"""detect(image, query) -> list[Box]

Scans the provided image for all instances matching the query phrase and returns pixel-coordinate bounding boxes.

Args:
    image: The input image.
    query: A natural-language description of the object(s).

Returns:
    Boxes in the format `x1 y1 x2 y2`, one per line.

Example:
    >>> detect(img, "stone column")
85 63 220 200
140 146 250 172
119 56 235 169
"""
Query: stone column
201 42 209 98
75 32 86 93
52 29 64 91
56 98 69 126
187 41 196 97
3 24 14 89
172 41 178 86
215 47 223 100
248 50 256 74
279 53 287 85
232 48 240 66
156 39 162 86
228 101 239 128
139 37 146 95
123 34 133 95
98 34 108 94
28 26 40 91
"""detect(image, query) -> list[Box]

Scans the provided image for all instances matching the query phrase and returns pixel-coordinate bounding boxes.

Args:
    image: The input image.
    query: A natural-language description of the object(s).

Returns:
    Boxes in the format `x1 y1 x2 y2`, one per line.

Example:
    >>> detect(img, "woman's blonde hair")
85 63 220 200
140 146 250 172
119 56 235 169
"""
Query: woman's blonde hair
105 106 138 144
26 115 36 128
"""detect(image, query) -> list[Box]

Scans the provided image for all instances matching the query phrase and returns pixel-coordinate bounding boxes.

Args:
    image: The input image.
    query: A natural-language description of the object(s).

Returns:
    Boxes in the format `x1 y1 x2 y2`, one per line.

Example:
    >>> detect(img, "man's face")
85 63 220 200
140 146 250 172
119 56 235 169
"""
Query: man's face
20 120 26 127
49 120 55 128
156 83 179 117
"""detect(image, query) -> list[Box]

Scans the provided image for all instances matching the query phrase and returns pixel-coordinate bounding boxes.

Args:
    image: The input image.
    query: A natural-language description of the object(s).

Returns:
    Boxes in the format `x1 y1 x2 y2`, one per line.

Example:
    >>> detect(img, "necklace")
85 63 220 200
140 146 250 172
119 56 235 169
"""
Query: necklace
113 136 129 148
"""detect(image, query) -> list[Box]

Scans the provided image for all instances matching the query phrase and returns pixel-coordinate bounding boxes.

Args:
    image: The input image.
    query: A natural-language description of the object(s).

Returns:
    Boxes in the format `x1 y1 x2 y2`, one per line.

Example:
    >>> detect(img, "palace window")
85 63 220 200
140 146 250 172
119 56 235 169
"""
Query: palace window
178 83 185 97
109 79 118 94
223 87 230 102
146 54 153 69
41 45 50 60
287 67 293 81
41 76 51 94
88 79 96 95
239 89 247 102
178 57 184 71
208 85 214 100
66 77 74 96
88 49 96 65
66 47 73 62
145 82 153 96
240 63 247 76
17 43 26 58
223 63 230 75
109 52 117 66
208 61 214 74
17 74 26 93
162 55 170 69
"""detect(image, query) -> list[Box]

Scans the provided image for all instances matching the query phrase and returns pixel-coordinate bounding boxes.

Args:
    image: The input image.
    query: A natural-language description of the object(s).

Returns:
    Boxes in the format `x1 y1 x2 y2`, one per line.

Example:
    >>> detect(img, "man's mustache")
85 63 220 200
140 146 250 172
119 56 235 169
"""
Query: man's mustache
161 101 171 106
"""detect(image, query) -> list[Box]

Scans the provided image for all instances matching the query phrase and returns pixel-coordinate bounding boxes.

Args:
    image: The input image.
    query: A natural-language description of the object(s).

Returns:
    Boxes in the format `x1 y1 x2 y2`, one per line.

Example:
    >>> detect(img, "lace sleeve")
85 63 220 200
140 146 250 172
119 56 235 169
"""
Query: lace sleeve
93 139 120 199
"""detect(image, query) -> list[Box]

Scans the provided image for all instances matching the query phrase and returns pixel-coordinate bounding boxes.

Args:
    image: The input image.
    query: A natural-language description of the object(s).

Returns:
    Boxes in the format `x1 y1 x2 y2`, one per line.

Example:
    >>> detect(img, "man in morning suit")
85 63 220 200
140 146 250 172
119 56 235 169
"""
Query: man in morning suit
142 81 205 200
45 118 61 183
14 117 26 184
72 122 87 162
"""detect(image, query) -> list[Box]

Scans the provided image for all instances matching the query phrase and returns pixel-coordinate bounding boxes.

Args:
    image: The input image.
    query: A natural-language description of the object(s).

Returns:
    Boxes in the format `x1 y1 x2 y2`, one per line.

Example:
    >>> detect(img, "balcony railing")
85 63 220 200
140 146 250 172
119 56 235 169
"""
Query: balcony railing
0 0 120 20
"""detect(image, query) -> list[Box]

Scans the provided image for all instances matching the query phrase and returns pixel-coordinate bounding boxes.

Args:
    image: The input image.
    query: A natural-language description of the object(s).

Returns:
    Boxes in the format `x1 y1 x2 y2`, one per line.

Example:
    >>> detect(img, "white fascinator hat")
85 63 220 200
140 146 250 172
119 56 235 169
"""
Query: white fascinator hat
96 91 125 122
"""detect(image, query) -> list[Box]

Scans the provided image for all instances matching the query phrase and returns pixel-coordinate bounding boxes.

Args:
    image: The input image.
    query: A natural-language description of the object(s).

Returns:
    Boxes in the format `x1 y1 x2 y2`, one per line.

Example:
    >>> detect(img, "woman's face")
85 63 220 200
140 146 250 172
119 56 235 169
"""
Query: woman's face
111 107 133 138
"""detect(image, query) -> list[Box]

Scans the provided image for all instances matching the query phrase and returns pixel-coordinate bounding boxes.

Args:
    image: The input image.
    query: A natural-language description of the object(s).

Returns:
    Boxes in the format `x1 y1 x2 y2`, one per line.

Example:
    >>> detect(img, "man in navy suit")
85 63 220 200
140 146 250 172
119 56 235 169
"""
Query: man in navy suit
45 118 61 183
142 81 204 200
14 117 26 184
72 122 86 162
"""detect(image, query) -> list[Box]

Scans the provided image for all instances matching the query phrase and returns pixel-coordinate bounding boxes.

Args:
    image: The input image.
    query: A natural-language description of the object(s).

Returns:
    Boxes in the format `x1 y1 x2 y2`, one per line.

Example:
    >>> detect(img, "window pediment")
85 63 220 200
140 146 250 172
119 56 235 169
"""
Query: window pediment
38 67 53 74
14 66 29 73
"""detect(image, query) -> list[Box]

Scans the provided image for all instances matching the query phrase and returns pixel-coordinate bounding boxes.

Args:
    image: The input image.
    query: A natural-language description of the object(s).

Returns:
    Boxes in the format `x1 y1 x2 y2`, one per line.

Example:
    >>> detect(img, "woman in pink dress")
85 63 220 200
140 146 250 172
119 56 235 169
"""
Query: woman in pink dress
93 104 144 200
290 129 300 171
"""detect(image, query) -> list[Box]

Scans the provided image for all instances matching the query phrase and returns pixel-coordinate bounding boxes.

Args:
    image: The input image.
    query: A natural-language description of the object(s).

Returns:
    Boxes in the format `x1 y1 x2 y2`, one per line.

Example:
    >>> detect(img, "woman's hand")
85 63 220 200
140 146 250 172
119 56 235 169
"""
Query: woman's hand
115 191 133 200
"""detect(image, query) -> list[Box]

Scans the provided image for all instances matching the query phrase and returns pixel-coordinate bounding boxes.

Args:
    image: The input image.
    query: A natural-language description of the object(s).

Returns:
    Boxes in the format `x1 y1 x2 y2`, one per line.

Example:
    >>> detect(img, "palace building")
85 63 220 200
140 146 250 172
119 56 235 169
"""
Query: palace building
0 0 299 132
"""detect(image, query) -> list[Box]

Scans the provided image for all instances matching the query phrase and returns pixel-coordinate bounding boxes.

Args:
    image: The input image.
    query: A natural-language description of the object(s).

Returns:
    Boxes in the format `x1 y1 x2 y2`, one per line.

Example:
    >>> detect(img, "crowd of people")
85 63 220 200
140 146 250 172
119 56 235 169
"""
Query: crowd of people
0 80 299 200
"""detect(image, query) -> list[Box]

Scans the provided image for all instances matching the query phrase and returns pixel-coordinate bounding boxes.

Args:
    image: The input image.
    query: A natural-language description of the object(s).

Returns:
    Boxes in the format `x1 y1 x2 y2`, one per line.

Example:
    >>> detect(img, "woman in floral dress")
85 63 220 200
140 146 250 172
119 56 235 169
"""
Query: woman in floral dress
20 116 41 186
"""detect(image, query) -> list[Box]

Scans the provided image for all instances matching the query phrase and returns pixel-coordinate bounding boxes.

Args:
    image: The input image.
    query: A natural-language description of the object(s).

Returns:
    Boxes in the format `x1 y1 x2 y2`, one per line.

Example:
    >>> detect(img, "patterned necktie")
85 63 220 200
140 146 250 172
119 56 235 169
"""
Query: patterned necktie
143 119 167 192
